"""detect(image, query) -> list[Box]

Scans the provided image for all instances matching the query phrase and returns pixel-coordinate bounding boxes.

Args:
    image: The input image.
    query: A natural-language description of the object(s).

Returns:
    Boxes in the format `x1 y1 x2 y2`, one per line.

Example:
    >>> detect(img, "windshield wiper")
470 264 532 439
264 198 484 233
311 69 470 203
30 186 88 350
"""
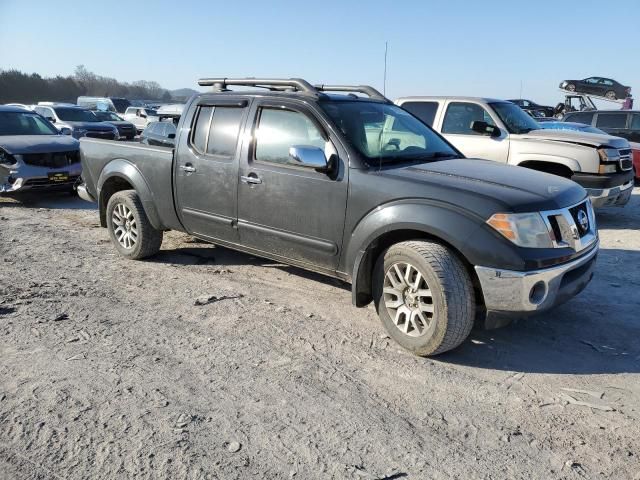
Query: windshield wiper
426 151 459 159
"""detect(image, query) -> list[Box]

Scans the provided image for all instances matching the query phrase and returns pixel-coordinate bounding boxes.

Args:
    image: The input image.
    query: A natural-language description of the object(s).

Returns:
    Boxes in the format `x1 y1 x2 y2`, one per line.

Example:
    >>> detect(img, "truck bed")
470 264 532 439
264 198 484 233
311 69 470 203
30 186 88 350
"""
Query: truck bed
79 138 181 230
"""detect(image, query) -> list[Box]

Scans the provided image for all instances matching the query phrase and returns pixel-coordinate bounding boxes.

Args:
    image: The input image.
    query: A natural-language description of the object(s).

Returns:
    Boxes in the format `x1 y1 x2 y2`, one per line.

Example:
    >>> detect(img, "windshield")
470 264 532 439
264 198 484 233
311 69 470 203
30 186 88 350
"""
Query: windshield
94 111 122 121
111 98 131 113
54 108 99 122
144 109 158 116
0 111 59 136
320 101 460 165
490 102 540 134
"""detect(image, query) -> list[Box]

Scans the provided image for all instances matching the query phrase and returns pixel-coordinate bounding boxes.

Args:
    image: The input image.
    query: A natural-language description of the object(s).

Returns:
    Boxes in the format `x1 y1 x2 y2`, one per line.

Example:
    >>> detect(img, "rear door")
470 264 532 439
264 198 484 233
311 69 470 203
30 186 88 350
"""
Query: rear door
236 99 348 271
174 97 249 243
439 101 509 163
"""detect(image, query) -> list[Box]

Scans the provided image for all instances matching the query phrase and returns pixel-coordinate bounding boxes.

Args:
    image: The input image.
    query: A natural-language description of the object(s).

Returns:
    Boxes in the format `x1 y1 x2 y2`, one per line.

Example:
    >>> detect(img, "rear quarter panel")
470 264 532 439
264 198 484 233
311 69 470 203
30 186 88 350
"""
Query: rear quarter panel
80 138 182 230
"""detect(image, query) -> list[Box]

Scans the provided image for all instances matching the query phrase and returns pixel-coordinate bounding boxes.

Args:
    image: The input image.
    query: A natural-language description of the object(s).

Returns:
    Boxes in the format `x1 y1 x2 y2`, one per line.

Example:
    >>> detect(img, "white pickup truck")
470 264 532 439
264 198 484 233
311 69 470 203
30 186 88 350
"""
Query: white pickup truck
395 97 634 207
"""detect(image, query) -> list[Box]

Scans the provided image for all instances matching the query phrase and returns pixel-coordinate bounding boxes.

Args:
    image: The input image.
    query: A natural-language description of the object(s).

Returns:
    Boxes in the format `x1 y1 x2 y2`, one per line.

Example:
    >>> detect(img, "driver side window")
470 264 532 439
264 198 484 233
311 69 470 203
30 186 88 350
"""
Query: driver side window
442 102 495 135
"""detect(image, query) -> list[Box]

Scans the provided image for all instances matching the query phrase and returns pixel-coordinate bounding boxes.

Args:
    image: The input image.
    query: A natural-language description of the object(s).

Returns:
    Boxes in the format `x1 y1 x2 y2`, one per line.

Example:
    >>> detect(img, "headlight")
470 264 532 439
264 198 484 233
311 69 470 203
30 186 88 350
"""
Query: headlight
598 163 617 174
487 212 553 248
0 148 17 166
598 148 620 162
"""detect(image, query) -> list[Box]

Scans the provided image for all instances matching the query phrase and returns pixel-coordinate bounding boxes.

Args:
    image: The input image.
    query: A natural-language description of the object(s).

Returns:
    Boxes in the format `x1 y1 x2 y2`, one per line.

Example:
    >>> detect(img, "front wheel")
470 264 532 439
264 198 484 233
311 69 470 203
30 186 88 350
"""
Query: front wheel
566 83 576 92
605 90 617 100
373 240 475 356
106 190 163 260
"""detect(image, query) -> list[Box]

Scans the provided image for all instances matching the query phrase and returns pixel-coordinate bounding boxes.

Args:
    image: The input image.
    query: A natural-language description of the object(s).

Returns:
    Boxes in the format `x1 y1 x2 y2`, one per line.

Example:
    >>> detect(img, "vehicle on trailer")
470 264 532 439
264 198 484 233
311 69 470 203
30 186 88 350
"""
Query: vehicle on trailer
0 105 81 193
140 121 176 147
397 96 634 207
562 110 640 143
122 106 159 133
559 77 631 100
537 121 607 135
507 99 555 118
92 111 137 140
33 103 119 140
77 96 131 114
77 77 599 357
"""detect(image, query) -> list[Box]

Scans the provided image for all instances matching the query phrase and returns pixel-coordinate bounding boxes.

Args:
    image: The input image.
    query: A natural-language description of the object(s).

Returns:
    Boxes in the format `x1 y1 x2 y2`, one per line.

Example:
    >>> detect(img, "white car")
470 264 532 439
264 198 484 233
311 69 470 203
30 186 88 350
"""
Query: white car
395 96 634 208
123 107 159 133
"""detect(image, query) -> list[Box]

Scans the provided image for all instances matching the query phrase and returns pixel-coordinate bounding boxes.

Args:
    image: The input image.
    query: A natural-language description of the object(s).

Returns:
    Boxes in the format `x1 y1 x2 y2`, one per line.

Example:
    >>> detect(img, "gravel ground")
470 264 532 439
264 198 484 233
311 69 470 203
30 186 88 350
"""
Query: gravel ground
1 189 639 479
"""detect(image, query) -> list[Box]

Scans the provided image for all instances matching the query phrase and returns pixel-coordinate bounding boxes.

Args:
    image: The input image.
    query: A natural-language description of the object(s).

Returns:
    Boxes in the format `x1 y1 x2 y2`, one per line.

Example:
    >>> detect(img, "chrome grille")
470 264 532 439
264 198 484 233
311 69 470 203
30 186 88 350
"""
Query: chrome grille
619 148 633 171
543 200 597 252
21 151 80 168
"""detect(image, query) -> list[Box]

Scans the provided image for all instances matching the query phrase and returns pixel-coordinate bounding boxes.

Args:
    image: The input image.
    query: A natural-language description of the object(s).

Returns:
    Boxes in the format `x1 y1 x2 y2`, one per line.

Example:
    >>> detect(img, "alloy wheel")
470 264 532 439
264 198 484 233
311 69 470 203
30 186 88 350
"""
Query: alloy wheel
112 203 138 249
383 262 435 337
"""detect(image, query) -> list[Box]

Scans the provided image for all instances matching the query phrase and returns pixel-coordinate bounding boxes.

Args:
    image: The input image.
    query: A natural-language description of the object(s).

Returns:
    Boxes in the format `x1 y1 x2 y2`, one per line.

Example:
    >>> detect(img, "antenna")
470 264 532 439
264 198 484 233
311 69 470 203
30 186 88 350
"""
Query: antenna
383 41 388 96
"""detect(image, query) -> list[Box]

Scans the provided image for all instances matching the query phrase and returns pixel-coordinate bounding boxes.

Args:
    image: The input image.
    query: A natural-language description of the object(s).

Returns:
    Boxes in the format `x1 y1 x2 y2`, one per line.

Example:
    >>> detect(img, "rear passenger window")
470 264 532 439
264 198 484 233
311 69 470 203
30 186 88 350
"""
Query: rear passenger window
631 114 640 130
596 113 627 129
254 108 325 164
401 101 438 126
442 102 495 135
191 106 213 152
207 107 244 156
565 112 594 125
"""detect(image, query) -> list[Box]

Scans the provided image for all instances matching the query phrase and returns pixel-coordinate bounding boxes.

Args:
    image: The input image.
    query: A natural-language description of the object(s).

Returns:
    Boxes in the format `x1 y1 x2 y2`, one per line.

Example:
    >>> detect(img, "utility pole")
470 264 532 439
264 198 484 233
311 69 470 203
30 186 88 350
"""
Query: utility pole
383 41 388 96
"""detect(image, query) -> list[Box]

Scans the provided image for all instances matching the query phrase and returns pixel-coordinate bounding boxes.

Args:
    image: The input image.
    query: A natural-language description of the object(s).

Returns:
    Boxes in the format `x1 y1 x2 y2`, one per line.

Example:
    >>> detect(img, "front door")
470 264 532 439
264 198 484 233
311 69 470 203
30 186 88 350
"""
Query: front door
440 101 510 163
237 100 348 271
174 97 249 243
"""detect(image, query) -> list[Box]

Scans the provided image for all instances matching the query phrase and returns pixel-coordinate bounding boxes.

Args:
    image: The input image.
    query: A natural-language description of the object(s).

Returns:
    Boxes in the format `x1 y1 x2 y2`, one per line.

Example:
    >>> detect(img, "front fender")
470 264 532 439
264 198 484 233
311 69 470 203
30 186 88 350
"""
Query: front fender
515 154 582 173
346 200 524 306
97 159 163 229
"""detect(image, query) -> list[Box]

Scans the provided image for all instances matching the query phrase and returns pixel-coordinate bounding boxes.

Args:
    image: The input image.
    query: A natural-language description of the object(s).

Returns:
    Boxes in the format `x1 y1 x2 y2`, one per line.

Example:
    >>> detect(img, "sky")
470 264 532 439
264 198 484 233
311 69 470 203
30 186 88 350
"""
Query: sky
1 0 639 106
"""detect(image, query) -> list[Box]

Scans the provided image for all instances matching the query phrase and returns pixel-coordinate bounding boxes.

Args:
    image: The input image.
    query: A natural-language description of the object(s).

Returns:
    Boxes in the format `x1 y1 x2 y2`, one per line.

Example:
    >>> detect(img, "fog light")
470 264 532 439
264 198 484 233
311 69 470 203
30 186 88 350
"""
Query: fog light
529 281 546 304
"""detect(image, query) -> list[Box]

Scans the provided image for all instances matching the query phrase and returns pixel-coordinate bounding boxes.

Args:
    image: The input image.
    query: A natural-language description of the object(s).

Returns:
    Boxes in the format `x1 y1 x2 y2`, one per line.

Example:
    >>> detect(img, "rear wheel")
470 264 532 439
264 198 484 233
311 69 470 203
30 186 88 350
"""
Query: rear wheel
106 190 163 260
372 240 475 356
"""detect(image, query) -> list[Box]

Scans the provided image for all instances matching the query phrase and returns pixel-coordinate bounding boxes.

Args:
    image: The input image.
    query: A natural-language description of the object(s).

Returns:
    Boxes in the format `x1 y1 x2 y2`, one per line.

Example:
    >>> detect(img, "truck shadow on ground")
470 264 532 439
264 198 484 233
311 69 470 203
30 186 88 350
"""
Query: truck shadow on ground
0 191 96 210
152 243 351 291
441 247 640 375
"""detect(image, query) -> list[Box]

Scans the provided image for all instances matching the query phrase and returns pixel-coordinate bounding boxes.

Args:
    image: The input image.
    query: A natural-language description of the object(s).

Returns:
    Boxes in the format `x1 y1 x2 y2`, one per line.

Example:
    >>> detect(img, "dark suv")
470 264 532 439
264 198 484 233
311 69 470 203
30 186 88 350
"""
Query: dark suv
77 78 599 356
563 110 640 143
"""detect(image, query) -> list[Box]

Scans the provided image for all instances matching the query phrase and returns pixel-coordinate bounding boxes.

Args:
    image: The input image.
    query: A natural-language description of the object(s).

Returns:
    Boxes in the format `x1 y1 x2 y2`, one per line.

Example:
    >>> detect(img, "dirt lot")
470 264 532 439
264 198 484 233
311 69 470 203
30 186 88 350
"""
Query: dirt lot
1 190 639 480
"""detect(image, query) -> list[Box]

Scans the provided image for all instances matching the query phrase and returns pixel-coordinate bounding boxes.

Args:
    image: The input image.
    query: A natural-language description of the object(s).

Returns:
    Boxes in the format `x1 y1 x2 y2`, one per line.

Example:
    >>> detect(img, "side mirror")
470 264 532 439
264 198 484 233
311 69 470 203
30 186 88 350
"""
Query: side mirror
59 127 72 135
471 120 501 138
47 116 56 123
288 145 328 172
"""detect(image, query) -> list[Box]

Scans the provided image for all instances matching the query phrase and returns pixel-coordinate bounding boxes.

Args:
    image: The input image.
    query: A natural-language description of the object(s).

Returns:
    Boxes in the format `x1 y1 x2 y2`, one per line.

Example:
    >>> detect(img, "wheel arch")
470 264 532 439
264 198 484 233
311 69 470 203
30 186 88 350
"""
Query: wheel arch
518 159 576 178
346 202 505 308
97 159 162 229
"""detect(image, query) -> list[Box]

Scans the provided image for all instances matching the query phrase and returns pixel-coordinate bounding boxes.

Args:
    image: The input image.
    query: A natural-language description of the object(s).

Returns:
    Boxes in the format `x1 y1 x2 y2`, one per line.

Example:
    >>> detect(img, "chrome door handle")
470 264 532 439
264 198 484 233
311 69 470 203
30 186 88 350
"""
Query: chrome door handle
180 165 196 173
240 175 262 185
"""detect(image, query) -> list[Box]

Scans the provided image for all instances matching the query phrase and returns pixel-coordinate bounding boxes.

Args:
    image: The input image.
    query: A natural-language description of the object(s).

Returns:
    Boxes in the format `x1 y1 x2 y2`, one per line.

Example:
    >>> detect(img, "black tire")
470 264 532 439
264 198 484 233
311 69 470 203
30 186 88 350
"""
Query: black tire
566 83 576 92
372 240 475 356
605 90 617 100
106 190 163 260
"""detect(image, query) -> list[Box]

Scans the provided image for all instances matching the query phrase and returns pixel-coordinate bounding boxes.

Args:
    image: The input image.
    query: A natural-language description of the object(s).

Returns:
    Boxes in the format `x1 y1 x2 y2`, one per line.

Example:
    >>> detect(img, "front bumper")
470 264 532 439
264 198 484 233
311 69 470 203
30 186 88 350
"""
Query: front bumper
475 242 598 314
1 163 82 193
572 171 634 207
77 183 96 202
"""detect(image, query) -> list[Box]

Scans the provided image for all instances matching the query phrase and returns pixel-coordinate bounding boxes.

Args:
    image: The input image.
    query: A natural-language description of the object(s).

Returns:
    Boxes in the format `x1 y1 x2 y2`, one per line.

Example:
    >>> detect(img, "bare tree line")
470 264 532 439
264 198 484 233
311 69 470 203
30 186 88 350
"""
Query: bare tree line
0 65 173 104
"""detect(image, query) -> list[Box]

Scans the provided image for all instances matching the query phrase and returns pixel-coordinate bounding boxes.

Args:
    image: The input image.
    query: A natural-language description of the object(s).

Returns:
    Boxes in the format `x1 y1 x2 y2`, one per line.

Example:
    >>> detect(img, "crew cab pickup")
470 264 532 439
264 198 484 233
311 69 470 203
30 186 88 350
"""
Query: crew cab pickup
78 78 599 356
396 97 634 208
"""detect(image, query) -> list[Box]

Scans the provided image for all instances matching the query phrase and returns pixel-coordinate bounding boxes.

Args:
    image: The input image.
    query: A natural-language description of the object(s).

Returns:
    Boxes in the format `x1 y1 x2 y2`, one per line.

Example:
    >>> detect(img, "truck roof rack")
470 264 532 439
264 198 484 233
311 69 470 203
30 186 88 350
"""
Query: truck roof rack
198 78 317 95
314 84 387 101
197 77 389 101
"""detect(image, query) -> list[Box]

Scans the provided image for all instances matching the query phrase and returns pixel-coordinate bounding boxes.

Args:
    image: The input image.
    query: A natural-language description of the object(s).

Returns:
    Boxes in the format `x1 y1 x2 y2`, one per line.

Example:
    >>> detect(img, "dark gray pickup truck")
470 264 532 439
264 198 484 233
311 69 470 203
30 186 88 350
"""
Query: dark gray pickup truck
78 78 599 356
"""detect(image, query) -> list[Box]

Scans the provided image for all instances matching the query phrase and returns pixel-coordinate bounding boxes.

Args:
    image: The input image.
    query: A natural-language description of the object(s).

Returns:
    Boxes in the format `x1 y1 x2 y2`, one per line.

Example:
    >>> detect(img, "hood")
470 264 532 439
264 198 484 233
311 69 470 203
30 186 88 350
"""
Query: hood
517 128 629 149
0 135 79 155
374 159 586 216
62 121 115 131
